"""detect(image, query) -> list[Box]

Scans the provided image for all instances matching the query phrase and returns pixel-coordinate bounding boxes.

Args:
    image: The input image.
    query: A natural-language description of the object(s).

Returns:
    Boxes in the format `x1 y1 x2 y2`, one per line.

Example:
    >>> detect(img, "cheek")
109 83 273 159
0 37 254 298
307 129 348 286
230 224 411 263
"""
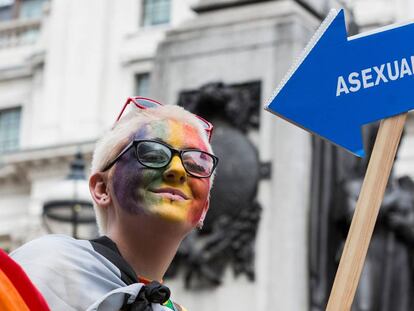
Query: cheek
112 151 160 214
187 179 210 225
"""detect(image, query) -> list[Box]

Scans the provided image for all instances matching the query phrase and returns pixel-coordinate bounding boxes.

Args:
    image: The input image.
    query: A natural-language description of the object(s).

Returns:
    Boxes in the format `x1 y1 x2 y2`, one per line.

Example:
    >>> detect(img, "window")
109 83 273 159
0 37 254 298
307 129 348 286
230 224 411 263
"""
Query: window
19 0 47 19
0 107 21 153
0 0 14 21
0 0 47 21
142 0 170 26
135 73 150 97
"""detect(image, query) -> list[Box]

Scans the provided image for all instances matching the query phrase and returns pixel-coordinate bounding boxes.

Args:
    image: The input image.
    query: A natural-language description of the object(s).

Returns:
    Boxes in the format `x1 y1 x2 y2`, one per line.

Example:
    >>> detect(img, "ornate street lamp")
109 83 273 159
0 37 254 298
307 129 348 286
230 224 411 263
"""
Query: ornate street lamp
42 152 97 239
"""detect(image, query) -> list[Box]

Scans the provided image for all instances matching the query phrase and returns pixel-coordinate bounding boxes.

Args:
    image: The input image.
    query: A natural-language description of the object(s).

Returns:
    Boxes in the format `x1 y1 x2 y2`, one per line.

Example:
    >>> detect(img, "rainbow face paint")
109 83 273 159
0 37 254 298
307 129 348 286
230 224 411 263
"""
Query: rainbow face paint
112 120 210 226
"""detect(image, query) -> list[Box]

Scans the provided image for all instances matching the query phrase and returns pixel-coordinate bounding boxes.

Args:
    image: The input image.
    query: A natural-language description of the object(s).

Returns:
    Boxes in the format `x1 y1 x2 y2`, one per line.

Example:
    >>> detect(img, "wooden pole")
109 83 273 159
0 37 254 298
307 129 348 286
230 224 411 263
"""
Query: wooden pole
326 113 407 311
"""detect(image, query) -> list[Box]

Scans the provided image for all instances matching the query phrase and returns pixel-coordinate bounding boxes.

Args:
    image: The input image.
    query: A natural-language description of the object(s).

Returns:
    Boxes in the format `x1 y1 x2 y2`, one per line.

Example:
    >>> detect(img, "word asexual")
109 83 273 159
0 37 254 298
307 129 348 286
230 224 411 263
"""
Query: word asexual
336 56 414 97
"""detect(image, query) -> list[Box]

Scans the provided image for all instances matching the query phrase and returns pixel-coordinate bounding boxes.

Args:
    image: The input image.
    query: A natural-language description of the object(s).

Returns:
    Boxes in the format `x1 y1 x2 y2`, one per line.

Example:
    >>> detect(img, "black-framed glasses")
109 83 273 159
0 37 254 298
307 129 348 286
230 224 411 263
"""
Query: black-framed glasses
102 140 218 178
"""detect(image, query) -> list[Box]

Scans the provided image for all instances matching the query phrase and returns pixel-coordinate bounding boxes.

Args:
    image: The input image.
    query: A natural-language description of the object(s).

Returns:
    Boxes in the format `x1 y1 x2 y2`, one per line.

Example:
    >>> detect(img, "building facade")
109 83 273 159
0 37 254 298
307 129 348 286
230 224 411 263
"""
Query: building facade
0 0 413 310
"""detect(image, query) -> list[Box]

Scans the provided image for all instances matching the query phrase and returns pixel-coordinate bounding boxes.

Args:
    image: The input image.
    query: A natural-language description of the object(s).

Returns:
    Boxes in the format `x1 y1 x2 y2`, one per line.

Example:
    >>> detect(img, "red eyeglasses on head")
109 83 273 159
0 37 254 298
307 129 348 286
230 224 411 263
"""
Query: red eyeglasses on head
115 96 213 141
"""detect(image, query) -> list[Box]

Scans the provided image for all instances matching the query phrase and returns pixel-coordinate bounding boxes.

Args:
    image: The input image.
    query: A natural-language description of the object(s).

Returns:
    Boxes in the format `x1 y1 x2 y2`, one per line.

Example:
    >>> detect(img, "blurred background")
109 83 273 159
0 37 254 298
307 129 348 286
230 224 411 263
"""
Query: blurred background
1 0 414 310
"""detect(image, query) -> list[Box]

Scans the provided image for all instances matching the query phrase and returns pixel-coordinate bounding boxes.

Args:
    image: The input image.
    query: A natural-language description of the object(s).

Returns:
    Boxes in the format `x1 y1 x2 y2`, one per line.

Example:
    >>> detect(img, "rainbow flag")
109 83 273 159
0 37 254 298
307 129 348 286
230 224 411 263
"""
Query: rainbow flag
0 249 50 311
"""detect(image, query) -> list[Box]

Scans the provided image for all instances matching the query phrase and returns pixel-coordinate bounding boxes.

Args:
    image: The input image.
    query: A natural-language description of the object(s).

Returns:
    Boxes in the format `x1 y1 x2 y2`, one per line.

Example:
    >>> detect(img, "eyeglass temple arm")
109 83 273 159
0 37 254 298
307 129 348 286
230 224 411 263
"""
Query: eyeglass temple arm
102 141 134 172
114 98 133 123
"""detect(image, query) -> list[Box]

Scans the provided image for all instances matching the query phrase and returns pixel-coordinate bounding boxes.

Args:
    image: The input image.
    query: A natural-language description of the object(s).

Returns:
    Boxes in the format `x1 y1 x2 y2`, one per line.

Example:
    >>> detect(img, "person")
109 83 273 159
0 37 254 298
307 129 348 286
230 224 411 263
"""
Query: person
10 97 218 311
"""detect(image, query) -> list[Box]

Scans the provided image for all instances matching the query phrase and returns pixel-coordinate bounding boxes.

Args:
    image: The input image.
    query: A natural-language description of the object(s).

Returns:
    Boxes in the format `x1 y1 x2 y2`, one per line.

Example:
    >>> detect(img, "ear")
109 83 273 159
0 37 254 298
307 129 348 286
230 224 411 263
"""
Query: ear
89 172 111 208
199 199 210 223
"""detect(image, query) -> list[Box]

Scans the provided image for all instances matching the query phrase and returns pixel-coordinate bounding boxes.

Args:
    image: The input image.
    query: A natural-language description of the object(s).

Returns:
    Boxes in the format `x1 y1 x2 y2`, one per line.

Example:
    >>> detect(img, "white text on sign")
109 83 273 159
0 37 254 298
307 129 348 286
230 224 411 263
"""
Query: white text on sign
336 56 414 97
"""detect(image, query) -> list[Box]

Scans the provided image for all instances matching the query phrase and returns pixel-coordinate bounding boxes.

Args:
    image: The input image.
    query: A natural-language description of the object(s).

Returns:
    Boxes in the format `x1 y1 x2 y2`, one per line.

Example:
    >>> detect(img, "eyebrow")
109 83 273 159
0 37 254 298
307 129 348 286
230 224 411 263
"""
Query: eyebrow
146 137 207 151
150 137 171 146
152 137 165 143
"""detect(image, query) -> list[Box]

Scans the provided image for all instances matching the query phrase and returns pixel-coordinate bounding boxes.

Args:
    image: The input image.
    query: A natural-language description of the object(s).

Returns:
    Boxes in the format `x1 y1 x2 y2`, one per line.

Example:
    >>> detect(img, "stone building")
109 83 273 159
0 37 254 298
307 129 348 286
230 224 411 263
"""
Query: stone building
0 0 413 310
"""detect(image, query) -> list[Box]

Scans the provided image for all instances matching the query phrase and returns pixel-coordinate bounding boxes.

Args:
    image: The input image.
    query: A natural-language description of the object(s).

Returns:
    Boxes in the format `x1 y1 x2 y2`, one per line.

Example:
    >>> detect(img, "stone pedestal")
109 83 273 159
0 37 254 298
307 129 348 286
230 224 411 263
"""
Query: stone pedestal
151 1 319 309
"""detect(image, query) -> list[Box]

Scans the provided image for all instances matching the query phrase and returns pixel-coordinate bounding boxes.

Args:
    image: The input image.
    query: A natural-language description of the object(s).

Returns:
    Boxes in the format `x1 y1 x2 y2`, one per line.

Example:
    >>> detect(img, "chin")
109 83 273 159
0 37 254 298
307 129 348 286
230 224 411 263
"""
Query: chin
152 211 194 235
150 203 189 224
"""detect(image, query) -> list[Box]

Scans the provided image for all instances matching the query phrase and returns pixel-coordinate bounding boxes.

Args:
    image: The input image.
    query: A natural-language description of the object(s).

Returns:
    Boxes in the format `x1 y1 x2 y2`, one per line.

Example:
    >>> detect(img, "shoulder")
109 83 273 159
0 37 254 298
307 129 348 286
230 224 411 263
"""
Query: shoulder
10 235 125 310
10 234 122 277
10 234 100 287
11 234 88 263
12 233 82 250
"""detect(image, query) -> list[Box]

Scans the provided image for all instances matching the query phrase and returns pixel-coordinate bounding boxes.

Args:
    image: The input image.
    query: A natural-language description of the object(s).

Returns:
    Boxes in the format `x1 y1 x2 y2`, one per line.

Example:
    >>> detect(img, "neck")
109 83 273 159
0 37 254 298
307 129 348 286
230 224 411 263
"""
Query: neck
108 215 185 282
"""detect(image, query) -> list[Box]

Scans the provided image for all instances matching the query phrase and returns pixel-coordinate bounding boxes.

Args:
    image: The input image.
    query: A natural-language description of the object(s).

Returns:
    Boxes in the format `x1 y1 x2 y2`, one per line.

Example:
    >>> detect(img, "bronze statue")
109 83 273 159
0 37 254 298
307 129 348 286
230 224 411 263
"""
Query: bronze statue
310 123 414 310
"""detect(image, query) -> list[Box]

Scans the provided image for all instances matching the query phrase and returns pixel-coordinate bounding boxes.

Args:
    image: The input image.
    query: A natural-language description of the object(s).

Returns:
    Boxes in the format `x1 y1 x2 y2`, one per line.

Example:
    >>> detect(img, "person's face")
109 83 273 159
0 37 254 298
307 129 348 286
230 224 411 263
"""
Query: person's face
110 119 210 228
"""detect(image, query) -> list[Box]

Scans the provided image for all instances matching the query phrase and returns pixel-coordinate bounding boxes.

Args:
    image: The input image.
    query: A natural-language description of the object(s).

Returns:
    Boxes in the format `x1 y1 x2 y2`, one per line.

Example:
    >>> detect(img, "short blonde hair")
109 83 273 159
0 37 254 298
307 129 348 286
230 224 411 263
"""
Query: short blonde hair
91 105 214 234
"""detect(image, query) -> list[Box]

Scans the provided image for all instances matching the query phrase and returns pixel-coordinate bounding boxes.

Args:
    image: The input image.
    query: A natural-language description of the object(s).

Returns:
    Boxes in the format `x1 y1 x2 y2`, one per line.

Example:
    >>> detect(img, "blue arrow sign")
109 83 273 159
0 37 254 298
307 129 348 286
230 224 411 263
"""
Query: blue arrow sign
266 9 414 157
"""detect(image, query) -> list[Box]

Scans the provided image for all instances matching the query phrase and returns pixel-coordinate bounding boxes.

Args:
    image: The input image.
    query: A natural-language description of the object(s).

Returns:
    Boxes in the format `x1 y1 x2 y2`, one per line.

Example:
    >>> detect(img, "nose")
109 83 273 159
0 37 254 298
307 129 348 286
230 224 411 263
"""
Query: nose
163 155 187 183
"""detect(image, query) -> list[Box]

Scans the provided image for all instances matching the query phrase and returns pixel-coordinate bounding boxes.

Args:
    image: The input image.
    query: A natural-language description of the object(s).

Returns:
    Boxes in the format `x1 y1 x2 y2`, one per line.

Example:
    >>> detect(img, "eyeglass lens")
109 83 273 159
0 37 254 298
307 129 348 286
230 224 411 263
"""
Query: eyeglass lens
135 98 160 109
136 141 214 177
137 141 171 168
181 151 213 176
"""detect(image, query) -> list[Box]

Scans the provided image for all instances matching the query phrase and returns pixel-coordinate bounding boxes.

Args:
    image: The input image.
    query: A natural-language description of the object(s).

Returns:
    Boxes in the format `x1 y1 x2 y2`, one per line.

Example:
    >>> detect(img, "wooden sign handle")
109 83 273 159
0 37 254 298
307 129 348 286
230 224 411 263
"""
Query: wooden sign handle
326 113 407 311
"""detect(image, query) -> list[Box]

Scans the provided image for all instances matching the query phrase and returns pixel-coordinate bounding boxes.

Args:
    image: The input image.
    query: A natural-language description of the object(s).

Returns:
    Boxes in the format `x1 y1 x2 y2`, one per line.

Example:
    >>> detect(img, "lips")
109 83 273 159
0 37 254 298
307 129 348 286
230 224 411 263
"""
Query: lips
150 188 189 201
